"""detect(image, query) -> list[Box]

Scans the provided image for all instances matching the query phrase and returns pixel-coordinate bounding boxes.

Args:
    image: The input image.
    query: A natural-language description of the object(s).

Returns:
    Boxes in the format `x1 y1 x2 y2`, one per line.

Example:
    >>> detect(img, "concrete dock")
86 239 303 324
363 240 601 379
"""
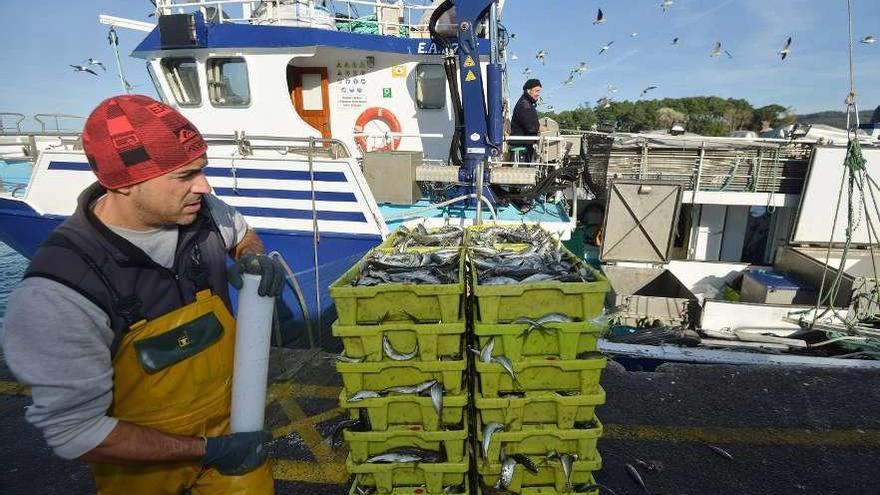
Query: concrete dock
1 348 879 494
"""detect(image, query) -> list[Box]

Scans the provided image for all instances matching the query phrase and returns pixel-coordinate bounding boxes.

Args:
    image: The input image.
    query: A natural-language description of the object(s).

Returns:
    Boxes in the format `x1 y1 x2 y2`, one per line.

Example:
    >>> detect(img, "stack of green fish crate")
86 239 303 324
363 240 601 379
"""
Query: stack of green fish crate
467 225 611 495
330 226 472 495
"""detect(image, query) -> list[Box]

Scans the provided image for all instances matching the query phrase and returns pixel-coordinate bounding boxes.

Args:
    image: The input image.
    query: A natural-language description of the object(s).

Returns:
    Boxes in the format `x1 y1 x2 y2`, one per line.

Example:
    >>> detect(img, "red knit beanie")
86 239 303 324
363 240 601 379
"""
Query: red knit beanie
82 95 208 189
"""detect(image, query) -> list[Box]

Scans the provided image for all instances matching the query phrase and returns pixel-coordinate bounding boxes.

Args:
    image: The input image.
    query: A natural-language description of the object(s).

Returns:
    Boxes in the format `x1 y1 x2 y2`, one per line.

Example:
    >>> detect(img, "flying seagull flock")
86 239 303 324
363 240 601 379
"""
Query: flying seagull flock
508 1 876 110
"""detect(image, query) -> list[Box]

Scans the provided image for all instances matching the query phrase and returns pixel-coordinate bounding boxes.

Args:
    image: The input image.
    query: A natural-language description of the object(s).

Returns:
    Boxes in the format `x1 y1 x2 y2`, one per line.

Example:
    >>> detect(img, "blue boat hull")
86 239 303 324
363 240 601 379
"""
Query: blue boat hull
0 197 381 349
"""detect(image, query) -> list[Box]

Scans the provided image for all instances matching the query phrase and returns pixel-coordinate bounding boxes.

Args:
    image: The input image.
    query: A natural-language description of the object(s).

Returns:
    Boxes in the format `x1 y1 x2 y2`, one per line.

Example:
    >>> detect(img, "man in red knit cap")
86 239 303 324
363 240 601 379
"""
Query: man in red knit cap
2 95 283 494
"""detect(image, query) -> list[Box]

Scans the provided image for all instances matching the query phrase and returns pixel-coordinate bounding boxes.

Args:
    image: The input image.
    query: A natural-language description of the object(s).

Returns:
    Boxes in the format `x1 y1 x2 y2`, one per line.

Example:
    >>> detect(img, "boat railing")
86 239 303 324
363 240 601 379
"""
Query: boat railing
33 114 86 134
201 132 354 159
0 113 27 135
154 0 443 36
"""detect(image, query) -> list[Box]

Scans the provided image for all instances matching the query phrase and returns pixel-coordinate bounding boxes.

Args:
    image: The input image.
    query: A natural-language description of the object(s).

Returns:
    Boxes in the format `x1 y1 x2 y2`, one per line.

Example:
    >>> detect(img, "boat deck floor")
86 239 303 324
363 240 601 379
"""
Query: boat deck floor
1 347 879 494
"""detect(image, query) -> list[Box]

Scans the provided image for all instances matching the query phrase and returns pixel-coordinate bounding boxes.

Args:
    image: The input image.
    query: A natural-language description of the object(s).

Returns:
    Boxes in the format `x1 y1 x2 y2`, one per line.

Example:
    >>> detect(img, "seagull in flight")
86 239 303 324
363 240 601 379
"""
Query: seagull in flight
85 58 107 71
779 37 792 60
607 84 618 94
545 105 556 113
511 52 519 61
672 37 680 46
711 41 723 58
70 64 99 76
597 97 613 109
593 8 605 25
535 50 547 65
573 62 588 75
563 75 575 86
660 0 674 13
725 49 734 59
861 35 876 44
630 32 639 38
640 85 658 98
598 41 614 55
522 67 533 76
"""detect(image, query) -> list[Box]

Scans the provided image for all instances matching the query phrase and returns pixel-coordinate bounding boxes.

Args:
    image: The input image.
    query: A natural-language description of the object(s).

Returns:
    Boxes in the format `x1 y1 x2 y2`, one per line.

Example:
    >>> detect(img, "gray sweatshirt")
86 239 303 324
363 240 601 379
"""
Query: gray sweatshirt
0 195 247 460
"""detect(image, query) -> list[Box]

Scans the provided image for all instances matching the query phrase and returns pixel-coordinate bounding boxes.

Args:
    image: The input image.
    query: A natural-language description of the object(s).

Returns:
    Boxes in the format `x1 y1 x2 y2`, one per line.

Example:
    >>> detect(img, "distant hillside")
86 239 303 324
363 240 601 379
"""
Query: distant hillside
795 110 875 129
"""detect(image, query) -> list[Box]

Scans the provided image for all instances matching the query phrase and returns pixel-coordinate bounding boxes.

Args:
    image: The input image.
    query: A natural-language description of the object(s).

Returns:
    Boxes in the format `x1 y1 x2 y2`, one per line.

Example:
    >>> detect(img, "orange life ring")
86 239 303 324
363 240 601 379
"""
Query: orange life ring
354 107 402 152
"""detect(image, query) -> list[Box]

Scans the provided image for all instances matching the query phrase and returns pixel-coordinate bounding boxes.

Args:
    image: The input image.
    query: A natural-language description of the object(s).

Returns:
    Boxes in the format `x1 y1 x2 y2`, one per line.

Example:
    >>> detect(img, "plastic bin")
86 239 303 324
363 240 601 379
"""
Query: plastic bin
474 388 605 430
350 474 472 494
347 455 469 493
476 421 603 463
477 453 602 493
473 320 603 360
337 359 467 395
332 320 466 362
338 391 469 431
345 423 468 463
472 273 610 324
474 355 607 397
330 248 466 325
475 477 601 495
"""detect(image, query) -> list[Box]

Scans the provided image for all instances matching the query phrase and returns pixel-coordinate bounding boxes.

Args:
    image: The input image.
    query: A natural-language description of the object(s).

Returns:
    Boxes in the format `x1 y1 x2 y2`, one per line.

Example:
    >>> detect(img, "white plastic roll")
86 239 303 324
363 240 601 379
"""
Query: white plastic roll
230 273 275 433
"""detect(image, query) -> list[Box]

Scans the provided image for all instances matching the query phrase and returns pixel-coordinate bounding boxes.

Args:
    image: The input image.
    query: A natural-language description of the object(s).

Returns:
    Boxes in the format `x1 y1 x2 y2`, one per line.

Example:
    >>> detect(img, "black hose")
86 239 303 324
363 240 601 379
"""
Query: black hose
429 1 464 167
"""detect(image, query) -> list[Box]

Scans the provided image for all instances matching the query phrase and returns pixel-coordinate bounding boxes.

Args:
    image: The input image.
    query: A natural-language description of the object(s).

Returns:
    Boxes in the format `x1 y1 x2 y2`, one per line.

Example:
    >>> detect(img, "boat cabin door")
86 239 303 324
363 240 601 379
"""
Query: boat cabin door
288 66 331 140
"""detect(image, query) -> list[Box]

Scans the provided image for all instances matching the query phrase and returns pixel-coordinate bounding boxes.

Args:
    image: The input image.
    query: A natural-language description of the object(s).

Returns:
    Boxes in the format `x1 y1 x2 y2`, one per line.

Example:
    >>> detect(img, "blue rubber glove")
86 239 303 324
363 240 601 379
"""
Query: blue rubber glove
202 431 272 475
227 253 285 297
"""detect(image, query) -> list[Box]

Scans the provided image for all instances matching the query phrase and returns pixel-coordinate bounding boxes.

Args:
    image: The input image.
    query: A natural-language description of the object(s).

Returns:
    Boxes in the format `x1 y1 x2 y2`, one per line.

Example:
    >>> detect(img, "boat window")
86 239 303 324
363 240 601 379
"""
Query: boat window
207 58 251 107
416 64 446 110
160 58 201 106
146 62 167 104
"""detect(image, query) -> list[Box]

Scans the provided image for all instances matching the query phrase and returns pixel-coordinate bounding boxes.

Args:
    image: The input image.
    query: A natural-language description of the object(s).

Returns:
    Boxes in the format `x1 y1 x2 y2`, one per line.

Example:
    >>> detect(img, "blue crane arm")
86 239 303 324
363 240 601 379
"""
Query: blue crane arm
432 0 504 194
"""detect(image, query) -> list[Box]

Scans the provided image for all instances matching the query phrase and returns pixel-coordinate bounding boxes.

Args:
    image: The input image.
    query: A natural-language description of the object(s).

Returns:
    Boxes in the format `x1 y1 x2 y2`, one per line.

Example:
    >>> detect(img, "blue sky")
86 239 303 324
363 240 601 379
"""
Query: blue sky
503 0 879 114
1 0 878 129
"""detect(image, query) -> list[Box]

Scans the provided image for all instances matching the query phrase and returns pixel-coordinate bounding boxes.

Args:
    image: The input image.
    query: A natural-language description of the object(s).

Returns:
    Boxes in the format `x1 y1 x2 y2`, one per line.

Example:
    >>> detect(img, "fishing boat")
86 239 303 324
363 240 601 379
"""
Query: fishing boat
0 0 575 349
2 0 879 367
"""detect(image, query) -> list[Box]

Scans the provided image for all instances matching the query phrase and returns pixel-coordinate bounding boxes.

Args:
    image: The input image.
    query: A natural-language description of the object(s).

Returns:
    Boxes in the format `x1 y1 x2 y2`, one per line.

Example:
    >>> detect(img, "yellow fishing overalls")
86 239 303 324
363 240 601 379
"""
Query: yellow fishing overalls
90 289 275 494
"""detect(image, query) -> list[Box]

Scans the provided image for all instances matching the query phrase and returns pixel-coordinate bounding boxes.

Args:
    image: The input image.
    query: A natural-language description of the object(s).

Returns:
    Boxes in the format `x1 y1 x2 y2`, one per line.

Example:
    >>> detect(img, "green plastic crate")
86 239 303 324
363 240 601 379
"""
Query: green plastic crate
332 320 466 362
347 455 469 493
474 355 607 397
473 320 603 360
345 423 468 464
337 359 467 395
475 477 600 495
339 391 469 431
476 421 603 463
330 249 466 326
477 453 602 493
472 270 610 324
351 474 471 494
474 388 605 430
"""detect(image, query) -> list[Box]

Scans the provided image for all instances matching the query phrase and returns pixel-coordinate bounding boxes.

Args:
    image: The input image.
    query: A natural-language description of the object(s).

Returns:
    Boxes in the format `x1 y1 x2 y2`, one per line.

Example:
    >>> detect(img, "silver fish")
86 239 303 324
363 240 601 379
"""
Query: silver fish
347 390 381 402
510 453 538 474
707 444 734 460
561 453 578 490
482 422 505 458
496 456 517 489
383 379 437 395
367 452 422 463
520 273 556 284
481 337 495 363
537 312 573 325
382 335 419 361
483 276 520 285
430 381 444 417
491 356 520 389
323 353 364 363
625 462 647 492
545 449 560 462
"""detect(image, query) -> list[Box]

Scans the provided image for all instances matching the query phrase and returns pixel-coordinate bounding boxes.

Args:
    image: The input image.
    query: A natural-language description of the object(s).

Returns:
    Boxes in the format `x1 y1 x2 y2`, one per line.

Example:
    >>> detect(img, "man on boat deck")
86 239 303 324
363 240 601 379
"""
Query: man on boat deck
509 78 543 163
1 95 284 494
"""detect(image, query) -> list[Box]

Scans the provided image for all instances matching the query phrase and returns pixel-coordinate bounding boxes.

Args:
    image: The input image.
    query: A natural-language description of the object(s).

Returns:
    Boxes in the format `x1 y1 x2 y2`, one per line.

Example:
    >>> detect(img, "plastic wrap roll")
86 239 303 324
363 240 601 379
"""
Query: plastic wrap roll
231 273 275 433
